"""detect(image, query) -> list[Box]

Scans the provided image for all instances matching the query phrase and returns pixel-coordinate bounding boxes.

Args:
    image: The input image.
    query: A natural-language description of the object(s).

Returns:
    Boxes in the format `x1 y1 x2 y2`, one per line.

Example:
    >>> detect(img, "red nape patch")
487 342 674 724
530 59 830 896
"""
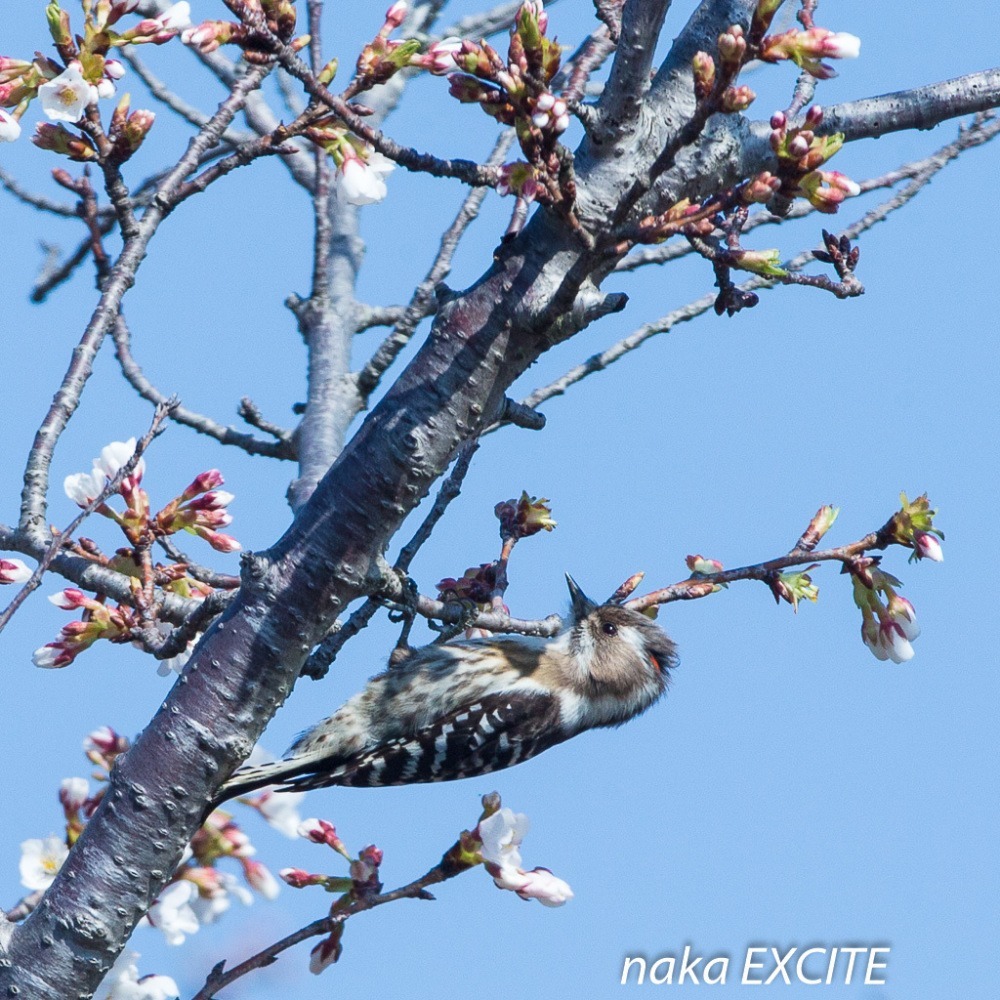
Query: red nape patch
649 655 661 672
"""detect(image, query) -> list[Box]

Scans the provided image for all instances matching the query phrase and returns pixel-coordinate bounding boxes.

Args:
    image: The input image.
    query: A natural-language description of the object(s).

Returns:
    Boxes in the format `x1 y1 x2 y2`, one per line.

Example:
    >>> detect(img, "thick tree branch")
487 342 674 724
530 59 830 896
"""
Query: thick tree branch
595 0 673 137
820 67 1000 143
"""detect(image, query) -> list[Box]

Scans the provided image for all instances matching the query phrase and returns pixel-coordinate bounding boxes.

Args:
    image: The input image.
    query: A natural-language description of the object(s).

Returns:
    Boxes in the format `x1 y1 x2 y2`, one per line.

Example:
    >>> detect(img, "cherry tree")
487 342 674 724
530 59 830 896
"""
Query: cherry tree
0 0 996 996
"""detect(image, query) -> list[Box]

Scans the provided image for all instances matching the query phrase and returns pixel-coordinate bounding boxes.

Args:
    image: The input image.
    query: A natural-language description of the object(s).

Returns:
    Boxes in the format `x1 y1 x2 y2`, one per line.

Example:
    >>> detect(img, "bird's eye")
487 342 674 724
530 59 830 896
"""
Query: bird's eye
601 621 618 636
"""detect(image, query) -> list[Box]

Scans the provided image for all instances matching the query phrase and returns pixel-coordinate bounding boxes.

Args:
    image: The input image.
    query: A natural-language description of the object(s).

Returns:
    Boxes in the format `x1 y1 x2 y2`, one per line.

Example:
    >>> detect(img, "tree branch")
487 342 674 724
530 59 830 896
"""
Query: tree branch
112 315 296 459
595 0 673 137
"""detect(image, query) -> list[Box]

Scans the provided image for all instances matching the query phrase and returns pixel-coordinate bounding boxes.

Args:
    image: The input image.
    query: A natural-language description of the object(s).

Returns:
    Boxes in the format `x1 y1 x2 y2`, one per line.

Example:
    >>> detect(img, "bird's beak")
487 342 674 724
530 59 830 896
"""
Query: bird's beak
565 574 597 618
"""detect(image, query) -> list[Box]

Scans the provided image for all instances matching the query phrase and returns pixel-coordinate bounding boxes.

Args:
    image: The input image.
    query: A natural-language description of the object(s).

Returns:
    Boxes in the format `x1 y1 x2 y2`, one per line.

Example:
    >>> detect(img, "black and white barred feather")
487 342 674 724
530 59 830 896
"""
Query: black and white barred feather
215 577 677 803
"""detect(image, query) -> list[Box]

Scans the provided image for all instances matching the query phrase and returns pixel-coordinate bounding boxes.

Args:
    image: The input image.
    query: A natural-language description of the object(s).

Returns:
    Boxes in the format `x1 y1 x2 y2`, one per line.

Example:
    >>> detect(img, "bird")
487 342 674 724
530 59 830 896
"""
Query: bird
215 575 677 804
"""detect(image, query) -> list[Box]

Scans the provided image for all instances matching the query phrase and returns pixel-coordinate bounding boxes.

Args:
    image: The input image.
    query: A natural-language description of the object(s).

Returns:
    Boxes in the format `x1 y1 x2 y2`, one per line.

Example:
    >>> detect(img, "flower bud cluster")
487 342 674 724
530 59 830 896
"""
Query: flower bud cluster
0 3 198 149
352 3 422 91
29 440 243 670
437 563 498 605
155 468 240 553
280 817 387 973
141 808 282 942
436 2 569 200
768 107 860 213
32 589 135 668
852 567 922 664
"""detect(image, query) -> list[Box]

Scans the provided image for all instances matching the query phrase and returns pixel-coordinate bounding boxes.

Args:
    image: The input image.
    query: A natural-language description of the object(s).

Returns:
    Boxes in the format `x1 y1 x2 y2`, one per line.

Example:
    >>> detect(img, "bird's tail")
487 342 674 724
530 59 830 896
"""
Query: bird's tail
206 757 314 816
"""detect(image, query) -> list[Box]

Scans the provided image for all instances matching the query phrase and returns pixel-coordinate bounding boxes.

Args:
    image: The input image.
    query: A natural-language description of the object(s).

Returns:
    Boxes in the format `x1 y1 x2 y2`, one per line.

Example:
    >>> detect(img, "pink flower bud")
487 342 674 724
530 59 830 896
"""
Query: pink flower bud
48 588 88 610
385 1 408 28
280 867 320 888
913 531 943 562
0 558 31 584
805 104 823 127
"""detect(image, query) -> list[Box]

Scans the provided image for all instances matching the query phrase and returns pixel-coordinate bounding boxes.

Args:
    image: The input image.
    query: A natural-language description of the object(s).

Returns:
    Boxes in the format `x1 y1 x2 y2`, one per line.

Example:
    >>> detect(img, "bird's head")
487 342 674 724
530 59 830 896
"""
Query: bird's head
562 575 677 719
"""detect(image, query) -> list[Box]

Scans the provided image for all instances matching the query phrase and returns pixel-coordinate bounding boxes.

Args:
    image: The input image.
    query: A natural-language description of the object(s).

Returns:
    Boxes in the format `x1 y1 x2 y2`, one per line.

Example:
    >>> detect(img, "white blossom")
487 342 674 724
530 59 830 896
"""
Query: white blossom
478 807 528 871
98 951 179 1000
38 63 93 123
147 880 200 946
19 835 69 890
0 109 21 142
335 151 395 205
94 438 144 481
64 468 107 506
256 788 306 838
158 2 192 30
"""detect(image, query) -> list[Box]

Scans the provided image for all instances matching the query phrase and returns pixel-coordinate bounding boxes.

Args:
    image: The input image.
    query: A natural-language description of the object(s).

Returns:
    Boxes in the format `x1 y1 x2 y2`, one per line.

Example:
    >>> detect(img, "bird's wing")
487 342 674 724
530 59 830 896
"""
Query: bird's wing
276 689 566 790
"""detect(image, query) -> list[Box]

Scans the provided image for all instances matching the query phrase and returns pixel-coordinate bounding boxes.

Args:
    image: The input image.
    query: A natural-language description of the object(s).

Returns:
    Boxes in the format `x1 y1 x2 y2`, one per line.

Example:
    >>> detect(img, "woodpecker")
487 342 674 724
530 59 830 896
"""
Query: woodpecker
216 576 676 803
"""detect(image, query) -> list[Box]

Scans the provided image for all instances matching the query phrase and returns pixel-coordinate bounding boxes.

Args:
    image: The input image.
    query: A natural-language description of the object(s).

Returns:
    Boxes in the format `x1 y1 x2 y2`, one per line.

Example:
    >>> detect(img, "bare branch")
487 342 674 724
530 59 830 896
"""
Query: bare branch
112 315 296 459
121 49 255 146
354 305 408 332
596 0 673 136
819 67 1000 144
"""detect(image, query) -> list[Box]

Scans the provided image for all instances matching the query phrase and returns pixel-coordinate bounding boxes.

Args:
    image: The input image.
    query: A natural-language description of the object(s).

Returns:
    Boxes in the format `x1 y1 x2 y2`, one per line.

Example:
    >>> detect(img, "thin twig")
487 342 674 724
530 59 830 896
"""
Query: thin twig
191 857 463 999
121 49 255 147
0 167 85 218
237 398 294 443
626 531 888 612
3 891 44 924
113 315 295 459
156 536 241 590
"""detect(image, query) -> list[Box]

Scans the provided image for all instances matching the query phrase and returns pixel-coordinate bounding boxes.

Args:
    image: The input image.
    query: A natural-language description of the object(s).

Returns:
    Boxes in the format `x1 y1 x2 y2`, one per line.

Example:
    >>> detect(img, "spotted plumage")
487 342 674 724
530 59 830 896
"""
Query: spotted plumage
215 576 677 803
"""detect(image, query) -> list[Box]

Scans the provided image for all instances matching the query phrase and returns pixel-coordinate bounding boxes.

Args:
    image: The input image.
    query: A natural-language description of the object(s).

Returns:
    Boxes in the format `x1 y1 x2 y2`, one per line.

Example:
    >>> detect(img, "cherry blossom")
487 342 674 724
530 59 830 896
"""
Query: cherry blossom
146 880 199 946
97 951 179 1000
0 108 21 142
38 63 94 123
19 835 69 890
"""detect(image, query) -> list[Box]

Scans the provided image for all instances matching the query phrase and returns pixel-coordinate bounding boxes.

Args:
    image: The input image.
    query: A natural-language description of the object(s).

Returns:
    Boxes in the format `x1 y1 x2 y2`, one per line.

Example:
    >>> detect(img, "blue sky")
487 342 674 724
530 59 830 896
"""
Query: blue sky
0 2 997 998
